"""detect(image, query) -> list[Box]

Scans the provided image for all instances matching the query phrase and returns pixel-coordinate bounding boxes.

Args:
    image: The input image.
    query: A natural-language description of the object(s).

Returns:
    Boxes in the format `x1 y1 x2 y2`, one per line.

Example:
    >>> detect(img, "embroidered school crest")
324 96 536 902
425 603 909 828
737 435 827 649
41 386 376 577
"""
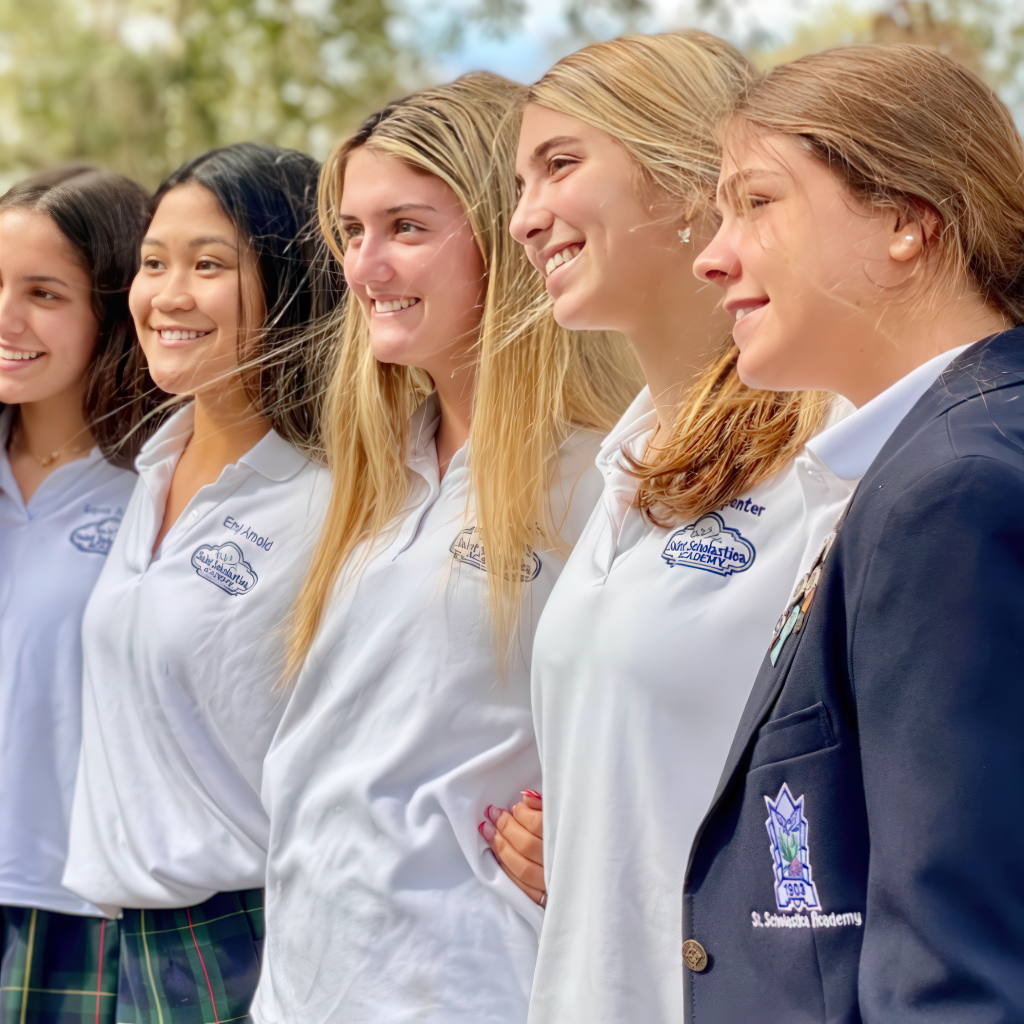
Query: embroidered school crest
764 783 821 912
191 541 258 595
69 516 122 555
449 527 542 582
661 512 755 576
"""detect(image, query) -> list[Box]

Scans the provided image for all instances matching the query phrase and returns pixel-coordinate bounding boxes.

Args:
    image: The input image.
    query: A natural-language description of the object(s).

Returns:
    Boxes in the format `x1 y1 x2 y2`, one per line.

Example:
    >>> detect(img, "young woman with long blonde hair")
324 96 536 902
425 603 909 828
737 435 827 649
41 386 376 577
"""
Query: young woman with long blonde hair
488 31 857 1024
251 72 639 1023
686 44 1024 1020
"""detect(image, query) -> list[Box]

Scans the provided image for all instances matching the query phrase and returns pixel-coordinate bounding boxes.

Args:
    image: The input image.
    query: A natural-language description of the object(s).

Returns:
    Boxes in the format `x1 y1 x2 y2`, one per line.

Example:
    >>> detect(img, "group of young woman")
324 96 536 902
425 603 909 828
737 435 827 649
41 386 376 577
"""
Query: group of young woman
2 26 1022 1024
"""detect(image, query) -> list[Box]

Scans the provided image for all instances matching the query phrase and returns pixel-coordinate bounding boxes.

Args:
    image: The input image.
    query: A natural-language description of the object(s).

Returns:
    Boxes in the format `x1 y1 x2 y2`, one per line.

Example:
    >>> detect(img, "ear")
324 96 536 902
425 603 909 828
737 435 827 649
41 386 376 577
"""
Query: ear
889 206 941 263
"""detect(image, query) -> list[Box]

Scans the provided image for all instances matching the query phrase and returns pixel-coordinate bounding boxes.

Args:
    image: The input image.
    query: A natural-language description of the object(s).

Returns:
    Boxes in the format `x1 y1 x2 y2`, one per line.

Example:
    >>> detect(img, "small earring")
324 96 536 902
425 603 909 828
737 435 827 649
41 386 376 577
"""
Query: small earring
903 234 915 243
678 226 691 244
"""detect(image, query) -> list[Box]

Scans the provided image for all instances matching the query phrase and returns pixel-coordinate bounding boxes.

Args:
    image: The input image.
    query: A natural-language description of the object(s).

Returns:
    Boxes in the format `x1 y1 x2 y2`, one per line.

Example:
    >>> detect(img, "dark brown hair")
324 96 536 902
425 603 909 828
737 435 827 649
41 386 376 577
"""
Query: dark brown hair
1 166 169 467
150 143 347 456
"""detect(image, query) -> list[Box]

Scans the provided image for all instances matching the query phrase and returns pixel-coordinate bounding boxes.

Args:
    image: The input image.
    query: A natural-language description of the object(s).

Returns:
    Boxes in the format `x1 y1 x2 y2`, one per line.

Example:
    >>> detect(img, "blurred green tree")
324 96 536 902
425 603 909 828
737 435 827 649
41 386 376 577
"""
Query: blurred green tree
0 0 407 188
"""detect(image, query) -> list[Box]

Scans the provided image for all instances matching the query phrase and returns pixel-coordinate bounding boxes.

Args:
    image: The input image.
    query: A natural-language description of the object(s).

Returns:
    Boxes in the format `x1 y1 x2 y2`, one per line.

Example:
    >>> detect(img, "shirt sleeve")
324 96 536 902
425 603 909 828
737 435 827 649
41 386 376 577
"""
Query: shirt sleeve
852 455 1024 1021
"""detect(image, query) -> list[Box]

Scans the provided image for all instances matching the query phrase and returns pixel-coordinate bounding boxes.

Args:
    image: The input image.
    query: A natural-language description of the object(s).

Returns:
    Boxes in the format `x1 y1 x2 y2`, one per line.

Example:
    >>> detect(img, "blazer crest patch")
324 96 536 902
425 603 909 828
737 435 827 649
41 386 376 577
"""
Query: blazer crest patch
661 512 755 576
764 783 821 912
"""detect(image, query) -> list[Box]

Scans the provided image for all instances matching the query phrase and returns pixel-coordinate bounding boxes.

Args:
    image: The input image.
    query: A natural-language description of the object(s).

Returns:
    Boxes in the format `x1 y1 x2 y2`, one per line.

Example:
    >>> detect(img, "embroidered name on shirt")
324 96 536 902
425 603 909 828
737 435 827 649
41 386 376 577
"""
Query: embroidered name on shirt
449 527 542 582
661 512 756 576
723 497 766 517
191 542 258 595
764 783 821 913
222 516 274 551
69 516 122 555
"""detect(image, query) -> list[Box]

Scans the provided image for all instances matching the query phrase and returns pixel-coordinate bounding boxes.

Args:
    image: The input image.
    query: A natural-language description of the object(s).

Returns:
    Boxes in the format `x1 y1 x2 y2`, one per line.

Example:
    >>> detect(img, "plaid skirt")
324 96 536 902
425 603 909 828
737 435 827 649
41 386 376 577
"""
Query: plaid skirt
0 905 119 1024
116 890 264 1024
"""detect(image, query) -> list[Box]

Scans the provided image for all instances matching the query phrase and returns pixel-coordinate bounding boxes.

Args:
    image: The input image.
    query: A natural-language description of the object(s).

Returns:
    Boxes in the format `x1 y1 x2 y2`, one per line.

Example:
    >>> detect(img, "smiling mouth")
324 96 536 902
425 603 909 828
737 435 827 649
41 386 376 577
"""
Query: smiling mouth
733 300 769 323
0 347 44 361
373 298 421 313
544 244 583 277
157 329 212 341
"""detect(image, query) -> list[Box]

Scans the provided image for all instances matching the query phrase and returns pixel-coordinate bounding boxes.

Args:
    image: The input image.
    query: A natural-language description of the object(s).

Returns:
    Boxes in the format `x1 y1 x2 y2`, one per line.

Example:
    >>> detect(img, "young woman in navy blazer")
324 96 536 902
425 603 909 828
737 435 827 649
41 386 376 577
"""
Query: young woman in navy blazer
686 44 1024 1022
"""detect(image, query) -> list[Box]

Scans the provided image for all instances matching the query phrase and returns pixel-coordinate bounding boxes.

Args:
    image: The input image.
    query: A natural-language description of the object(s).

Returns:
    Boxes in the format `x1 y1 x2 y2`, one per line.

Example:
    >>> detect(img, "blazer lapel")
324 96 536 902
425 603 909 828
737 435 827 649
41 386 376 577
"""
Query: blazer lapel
685 328 1024 881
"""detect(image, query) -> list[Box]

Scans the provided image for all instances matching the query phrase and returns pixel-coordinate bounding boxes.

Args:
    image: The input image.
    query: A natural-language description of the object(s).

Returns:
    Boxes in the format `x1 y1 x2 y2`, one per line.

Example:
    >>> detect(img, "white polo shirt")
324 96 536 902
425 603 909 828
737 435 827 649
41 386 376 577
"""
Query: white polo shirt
63 404 329 916
252 394 604 1024
527 387 857 1024
0 409 136 917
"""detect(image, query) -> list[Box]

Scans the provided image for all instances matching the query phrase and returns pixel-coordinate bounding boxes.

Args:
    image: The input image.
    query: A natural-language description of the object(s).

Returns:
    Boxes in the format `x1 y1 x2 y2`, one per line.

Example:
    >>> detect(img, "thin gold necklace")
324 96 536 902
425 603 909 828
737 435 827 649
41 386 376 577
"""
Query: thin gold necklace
12 426 92 468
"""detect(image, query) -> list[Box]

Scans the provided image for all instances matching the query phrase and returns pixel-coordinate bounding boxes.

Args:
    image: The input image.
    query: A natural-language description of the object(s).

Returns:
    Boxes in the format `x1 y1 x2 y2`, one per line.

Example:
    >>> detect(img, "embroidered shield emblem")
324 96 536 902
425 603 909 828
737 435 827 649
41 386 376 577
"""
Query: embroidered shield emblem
764 783 821 912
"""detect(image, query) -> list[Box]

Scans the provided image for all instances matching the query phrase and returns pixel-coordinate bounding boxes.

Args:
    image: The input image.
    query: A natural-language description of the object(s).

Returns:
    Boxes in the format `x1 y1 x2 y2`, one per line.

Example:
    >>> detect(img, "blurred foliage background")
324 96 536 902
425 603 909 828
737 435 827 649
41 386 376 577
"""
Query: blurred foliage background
0 0 1022 192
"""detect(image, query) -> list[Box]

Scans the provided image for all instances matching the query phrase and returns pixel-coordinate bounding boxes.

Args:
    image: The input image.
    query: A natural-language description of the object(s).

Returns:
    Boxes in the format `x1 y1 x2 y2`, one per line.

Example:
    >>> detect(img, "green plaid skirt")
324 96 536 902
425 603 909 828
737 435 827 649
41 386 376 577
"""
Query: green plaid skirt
116 890 263 1024
1 890 262 1024
0 905 119 1024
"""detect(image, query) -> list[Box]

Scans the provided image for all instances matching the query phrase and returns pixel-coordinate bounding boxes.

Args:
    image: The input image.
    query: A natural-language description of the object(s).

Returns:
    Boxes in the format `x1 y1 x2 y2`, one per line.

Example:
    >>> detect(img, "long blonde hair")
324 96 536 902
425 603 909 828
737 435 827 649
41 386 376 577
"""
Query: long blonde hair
530 31 833 524
731 44 1024 325
288 72 642 671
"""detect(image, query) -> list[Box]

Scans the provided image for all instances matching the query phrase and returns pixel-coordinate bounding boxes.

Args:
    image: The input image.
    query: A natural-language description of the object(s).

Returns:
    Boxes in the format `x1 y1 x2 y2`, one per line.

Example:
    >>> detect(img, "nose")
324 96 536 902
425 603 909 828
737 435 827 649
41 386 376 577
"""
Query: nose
151 268 197 314
0 287 25 341
509 183 554 247
343 232 395 290
693 223 741 289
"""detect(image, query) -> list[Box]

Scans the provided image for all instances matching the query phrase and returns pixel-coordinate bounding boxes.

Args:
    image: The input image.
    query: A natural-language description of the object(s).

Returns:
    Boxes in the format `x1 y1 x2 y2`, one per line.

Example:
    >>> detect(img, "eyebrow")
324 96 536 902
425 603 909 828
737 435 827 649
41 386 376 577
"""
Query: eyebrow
338 203 438 220
24 274 70 287
142 235 236 248
717 168 784 201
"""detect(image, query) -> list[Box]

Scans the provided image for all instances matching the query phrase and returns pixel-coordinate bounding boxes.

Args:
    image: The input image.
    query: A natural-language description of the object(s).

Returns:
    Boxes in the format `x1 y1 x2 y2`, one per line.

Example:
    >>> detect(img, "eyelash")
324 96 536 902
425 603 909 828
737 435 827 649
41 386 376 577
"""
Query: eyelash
32 289 60 301
341 221 422 242
547 156 577 176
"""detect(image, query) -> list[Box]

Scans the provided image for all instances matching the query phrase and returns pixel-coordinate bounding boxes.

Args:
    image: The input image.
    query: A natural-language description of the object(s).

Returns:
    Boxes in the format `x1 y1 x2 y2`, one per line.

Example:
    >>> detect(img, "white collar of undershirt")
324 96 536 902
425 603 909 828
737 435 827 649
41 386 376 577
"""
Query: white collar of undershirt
806 345 971 481
136 401 309 483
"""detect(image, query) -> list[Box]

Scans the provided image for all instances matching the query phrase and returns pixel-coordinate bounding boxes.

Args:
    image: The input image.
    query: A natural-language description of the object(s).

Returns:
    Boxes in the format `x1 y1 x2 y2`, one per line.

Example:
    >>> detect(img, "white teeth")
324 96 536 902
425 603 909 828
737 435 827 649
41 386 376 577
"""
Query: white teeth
735 309 747 321
374 298 419 313
0 348 43 360
159 329 209 341
544 245 582 277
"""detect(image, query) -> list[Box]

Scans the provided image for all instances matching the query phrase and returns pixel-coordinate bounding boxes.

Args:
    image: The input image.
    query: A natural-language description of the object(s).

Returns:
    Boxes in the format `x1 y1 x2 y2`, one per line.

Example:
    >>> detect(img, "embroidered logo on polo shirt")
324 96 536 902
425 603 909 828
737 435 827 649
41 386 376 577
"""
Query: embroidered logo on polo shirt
449 527 542 582
661 512 755 576
191 541 258 595
69 516 122 555
764 783 821 913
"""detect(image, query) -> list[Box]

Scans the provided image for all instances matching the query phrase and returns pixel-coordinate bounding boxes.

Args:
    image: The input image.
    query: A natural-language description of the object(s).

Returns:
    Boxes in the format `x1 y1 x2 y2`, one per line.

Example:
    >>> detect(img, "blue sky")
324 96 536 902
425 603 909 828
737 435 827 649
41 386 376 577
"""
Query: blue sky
420 0 886 84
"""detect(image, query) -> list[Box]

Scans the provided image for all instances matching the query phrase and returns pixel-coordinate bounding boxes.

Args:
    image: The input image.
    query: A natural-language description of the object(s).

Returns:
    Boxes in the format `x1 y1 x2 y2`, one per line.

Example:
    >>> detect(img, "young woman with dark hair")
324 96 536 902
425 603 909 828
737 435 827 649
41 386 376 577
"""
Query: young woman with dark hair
0 165 159 1024
60 143 344 1024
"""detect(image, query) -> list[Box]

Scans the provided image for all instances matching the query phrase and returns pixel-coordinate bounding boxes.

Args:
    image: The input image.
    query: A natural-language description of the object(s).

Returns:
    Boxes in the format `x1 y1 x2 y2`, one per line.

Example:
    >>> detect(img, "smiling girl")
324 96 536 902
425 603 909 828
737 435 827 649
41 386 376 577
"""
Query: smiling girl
250 73 639 1023
0 166 159 1024
487 31 860 1024
61 143 344 1024
683 45 1024 1020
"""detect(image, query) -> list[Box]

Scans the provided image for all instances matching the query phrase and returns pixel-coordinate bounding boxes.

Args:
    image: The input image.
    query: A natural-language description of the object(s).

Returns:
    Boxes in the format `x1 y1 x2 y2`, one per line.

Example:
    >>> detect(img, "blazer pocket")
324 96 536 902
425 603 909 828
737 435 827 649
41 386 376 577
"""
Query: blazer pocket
749 702 836 771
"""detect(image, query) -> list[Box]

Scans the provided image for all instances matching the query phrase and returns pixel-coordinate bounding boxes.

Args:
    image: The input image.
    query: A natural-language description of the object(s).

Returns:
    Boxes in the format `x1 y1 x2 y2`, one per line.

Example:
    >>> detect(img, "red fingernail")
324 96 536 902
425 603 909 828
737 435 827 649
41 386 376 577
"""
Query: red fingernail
479 820 496 841
521 789 542 800
485 804 501 825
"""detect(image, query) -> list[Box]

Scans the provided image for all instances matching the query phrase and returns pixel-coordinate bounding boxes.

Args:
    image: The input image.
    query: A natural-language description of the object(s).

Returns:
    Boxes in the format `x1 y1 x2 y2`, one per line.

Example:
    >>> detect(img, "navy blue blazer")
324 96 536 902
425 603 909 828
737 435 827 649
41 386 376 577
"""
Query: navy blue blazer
683 327 1024 1023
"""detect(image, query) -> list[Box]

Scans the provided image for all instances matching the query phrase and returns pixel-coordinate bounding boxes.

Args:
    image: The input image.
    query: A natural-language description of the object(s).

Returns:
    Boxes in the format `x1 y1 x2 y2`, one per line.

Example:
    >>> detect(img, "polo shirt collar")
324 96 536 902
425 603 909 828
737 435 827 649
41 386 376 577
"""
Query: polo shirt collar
137 402 310 483
806 345 971 481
